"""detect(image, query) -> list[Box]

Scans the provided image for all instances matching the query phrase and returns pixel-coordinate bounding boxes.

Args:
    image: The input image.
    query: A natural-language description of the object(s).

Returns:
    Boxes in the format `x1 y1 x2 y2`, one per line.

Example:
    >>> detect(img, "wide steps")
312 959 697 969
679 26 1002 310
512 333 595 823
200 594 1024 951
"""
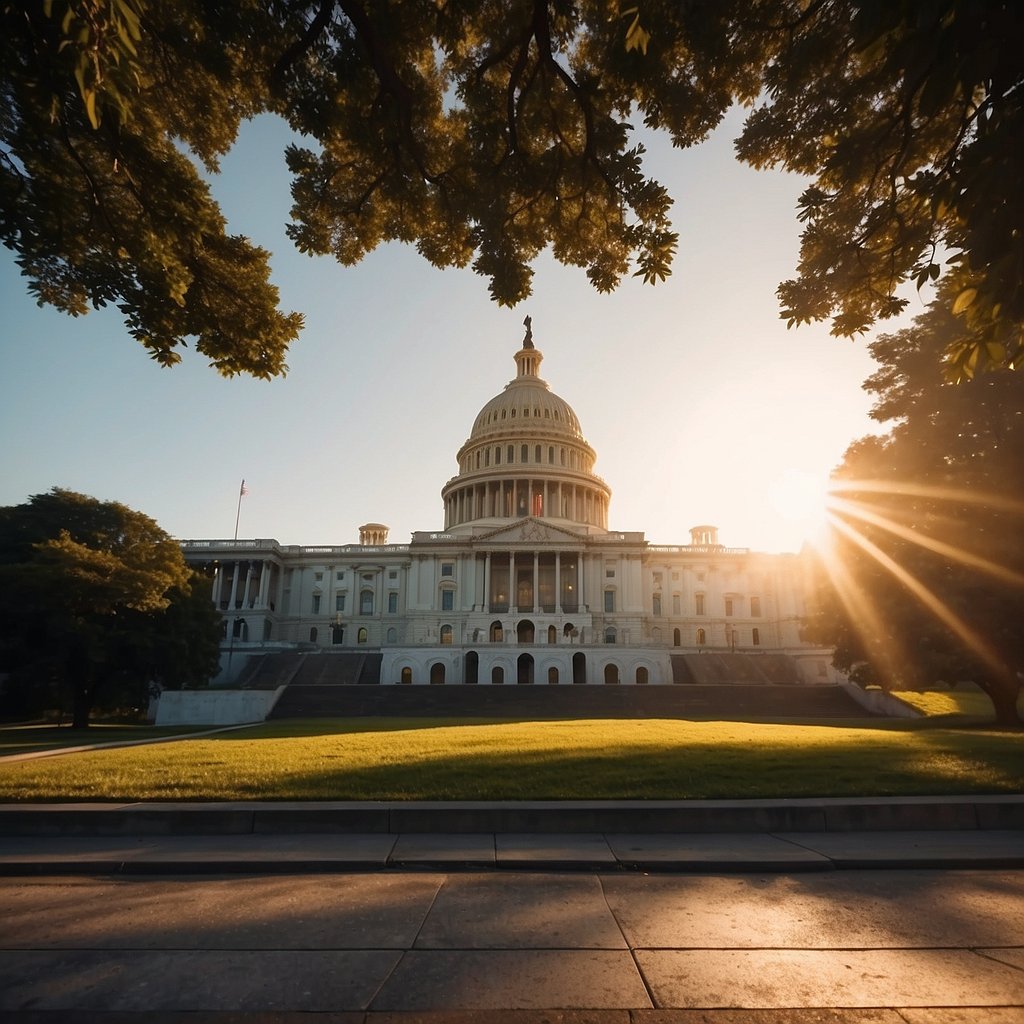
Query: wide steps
268 683 871 721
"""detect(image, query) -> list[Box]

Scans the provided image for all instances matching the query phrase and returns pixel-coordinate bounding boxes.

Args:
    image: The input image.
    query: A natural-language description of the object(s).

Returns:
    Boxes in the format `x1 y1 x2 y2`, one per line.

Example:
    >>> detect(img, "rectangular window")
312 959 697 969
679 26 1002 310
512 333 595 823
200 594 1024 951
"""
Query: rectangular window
725 598 734 616
441 562 454 577
336 571 344 581
311 594 321 615
313 572 323 582
605 568 615 578
335 593 345 612
441 590 454 611
604 590 615 613
752 627 761 646
672 594 681 615
751 596 762 617
387 592 398 613
389 570 398 580
695 594 705 616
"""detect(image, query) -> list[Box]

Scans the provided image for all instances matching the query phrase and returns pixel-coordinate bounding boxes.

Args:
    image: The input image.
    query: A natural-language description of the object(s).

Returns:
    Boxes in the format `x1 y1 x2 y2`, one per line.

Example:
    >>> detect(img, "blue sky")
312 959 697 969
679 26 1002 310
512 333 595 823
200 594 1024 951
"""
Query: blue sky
0 106 919 552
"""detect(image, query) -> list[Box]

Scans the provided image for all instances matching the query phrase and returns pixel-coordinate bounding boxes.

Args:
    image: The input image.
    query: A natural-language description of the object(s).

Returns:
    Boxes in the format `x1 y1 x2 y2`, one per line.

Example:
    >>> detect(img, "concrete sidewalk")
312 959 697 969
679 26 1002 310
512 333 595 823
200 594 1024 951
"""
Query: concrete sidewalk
2 867 1023 1020
0 796 1021 874
1 827 1022 875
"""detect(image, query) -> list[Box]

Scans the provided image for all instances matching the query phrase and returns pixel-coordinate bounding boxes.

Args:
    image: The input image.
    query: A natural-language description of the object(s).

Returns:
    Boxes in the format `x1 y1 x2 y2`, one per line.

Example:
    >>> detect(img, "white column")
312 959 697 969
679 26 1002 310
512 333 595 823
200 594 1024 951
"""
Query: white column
243 561 255 608
228 560 240 610
555 551 562 614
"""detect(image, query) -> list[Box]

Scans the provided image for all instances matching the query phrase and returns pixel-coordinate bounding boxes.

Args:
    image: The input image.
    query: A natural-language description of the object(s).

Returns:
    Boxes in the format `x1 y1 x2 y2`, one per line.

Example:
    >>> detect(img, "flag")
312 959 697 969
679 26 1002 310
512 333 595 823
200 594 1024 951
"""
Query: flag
240 480 249 497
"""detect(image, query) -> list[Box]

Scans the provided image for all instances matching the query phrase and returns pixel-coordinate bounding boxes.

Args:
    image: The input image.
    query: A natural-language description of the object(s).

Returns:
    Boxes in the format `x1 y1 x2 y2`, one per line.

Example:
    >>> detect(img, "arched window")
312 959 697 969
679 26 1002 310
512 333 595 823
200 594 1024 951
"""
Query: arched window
549 446 555 463
696 627 706 646
521 444 529 462
673 628 681 647
604 663 620 684
309 626 318 643
604 626 617 644
430 662 445 685
491 665 504 685
547 625 557 644
400 666 412 684
490 620 503 642
386 627 397 643
357 627 368 644
332 625 344 644
752 627 760 646
440 624 453 645
548 666 559 684
636 666 649 685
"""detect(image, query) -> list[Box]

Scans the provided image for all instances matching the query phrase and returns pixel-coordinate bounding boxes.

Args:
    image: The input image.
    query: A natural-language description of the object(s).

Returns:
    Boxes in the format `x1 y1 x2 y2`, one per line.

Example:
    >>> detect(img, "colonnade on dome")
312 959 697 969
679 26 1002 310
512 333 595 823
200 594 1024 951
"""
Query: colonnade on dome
443 477 609 529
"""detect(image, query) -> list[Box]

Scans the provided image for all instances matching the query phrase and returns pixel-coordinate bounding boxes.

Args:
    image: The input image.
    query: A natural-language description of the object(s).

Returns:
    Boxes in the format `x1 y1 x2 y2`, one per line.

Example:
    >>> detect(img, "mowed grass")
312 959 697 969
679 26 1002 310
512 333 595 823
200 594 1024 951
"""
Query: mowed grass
891 688 1024 720
0 716 1020 802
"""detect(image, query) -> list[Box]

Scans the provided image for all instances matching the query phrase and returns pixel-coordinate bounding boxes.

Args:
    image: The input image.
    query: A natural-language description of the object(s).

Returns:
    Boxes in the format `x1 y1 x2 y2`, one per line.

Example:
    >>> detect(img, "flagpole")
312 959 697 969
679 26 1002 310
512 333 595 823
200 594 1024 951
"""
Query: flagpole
233 479 245 541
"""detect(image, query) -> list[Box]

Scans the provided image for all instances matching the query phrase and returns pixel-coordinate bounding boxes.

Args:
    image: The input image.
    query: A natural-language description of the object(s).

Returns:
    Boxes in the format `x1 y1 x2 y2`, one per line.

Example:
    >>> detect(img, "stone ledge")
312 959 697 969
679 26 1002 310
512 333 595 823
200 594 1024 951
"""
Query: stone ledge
0 796 1021 837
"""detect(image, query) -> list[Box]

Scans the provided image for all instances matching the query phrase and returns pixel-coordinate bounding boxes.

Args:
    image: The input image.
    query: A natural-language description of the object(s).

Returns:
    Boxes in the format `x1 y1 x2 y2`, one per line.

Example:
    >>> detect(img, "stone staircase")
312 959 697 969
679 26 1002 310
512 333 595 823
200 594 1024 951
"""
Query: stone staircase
268 682 871 721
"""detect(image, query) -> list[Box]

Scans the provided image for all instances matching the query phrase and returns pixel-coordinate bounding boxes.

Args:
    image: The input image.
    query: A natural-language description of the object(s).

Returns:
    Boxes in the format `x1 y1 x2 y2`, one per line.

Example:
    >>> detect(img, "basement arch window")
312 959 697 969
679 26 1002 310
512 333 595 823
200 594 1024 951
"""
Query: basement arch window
400 666 412 684
357 627 368 644
696 627 706 646
440 624 453 645
752 627 761 645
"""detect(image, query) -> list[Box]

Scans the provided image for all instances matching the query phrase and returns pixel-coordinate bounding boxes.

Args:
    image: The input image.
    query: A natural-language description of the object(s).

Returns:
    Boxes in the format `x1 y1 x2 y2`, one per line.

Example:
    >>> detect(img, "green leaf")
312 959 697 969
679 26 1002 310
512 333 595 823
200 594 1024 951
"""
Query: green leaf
952 287 977 316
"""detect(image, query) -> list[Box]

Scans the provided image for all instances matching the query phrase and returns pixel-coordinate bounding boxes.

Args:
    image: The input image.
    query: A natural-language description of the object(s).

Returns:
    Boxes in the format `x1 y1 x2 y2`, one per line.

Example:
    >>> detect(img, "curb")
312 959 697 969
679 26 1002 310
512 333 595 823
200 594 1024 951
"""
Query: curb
2 795 1022 837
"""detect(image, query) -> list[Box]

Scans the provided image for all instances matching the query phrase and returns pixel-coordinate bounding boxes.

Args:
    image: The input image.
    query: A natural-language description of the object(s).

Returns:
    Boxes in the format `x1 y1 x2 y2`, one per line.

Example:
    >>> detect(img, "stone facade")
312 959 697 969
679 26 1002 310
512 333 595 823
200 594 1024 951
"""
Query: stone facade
182 336 838 686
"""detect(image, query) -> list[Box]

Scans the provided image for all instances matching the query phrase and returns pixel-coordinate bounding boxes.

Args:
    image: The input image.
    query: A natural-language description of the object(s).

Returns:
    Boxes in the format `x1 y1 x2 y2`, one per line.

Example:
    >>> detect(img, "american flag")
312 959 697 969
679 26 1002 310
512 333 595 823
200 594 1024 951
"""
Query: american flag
240 480 249 497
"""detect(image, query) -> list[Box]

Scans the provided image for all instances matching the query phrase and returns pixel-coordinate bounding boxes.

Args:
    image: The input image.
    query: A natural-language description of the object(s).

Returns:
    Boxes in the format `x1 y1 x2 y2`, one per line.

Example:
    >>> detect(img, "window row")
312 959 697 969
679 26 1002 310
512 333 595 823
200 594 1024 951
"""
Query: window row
311 591 400 615
482 405 564 424
604 593 765 617
470 445 590 471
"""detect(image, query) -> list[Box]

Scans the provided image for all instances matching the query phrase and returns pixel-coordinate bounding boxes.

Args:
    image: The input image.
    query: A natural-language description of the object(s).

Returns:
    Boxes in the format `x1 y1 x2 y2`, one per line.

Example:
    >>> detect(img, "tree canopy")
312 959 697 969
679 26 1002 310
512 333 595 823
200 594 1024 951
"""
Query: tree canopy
2 1 1021 377
802 291 1024 725
0 488 221 727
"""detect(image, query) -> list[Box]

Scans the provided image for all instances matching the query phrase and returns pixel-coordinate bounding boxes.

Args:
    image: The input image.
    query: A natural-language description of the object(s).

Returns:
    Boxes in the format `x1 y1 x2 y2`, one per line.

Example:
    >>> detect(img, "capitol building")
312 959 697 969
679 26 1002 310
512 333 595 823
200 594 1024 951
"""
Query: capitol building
182 327 838 689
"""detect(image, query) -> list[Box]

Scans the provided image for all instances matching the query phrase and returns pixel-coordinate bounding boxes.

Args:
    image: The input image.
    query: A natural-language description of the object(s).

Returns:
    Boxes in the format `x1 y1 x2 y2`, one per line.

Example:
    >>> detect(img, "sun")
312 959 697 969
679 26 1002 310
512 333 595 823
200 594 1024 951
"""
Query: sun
768 469 830 547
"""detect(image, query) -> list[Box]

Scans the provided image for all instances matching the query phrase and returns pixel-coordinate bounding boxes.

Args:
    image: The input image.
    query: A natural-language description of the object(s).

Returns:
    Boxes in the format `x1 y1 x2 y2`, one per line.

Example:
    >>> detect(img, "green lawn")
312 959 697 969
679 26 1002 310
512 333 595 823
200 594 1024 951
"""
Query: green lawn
0 716 1020 802
891 688 1024 720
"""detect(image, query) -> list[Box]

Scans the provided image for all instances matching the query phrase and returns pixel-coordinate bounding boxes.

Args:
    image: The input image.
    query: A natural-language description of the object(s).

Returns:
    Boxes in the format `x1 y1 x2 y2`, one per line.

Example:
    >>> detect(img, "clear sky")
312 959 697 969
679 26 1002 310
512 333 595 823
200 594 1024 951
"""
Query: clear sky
0 106 919 553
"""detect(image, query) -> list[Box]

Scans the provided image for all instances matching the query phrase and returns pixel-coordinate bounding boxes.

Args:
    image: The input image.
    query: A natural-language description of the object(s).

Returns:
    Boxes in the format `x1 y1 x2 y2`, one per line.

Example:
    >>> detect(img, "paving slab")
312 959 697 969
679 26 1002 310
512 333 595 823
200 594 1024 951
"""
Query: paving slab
0 874 444 949
781 829 1024 867
389 833 495 867
899 1011 1024 1024
0 949 403 1012
631 1012 906 1024
0 833 398 873
414 872 626 949
601 870 1024 950
372 950 652 1011
636 948 1024 1009
605 833 831 871
496 833 618 868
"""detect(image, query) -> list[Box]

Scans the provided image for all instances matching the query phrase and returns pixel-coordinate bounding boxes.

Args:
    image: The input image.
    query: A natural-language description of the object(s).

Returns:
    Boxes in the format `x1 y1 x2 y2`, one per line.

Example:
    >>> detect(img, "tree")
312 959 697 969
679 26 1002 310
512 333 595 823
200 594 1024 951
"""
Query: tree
802 293 1024 726
0 488 221 727
3 1 1021 377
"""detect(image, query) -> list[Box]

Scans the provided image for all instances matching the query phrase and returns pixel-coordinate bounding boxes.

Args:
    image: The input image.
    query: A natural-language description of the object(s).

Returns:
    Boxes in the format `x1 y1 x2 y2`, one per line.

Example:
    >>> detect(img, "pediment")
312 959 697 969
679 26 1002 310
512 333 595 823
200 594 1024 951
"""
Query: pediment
472 518 588 546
